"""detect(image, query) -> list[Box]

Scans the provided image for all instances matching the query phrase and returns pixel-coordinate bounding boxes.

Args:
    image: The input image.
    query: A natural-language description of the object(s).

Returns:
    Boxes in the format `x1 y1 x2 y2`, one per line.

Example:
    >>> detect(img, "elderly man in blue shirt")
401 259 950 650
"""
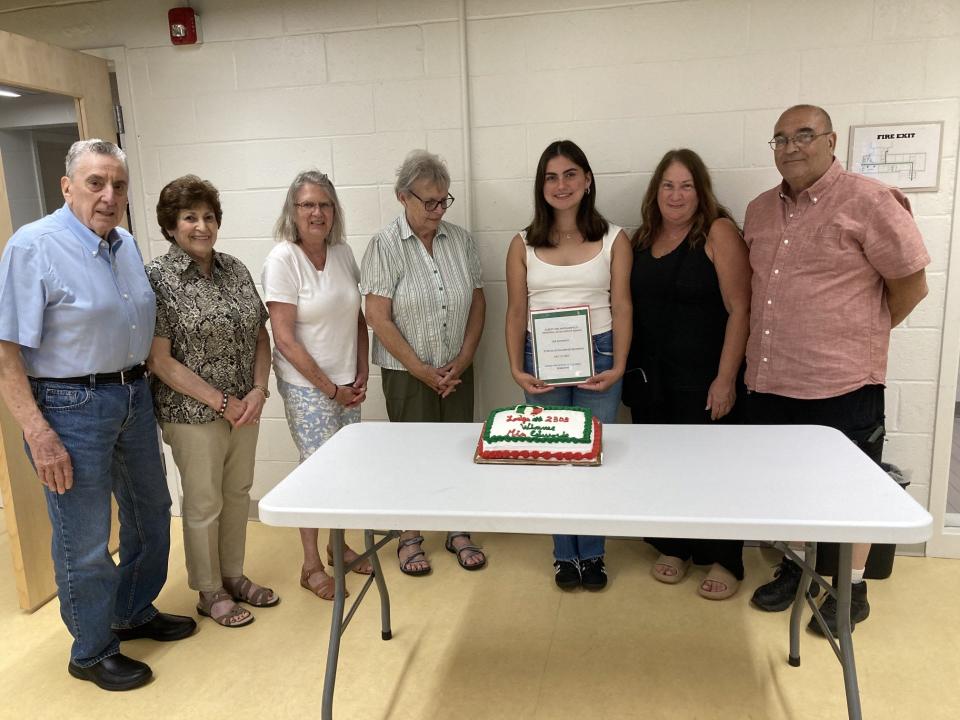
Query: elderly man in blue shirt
0 139 195 691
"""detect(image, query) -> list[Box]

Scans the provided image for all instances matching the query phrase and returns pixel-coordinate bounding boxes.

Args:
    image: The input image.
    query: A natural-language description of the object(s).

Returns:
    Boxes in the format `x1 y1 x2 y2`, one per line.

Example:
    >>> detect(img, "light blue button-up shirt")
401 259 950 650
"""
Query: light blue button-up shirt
0 204 156 377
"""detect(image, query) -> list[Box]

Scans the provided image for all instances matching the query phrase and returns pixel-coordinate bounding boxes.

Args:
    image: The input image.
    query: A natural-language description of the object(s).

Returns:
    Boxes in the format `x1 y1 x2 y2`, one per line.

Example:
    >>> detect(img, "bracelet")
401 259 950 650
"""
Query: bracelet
328 385 338 400
216 390 228 418
252 383 270 399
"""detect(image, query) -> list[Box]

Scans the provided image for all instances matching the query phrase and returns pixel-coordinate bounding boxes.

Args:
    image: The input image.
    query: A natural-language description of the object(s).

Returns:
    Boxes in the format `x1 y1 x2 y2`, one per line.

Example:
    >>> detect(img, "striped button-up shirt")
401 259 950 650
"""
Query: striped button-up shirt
360 214 483 370
743 159 929 399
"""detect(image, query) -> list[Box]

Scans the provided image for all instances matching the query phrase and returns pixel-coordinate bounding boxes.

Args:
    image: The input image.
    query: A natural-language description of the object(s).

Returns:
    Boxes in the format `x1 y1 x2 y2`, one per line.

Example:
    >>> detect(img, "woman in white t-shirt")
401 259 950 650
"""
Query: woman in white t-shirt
262 170 371 601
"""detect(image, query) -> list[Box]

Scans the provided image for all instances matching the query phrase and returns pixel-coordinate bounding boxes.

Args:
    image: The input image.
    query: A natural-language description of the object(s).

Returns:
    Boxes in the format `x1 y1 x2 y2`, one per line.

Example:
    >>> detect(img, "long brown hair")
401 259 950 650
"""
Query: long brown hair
631 148 737 250
524 140 609 248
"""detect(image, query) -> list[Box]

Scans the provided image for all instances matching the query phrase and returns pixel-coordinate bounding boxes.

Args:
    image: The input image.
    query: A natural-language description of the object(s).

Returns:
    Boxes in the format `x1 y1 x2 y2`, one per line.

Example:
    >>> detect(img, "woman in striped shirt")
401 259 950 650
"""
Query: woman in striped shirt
361 149 488 576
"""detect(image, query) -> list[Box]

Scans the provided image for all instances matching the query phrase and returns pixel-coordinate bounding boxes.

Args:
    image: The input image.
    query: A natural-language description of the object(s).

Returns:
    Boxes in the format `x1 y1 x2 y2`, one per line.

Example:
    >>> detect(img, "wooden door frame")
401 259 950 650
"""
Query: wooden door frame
0 29 118 610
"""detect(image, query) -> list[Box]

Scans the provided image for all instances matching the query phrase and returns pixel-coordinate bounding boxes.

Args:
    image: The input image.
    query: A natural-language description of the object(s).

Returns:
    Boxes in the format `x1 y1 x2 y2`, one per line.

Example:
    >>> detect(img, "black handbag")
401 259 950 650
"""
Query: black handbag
621 365 648 409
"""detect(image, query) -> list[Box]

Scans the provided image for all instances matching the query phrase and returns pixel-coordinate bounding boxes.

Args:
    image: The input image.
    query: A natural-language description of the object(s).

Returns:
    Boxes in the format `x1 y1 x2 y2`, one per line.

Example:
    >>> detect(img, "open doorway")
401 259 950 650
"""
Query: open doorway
948 365 960 526
0 85 79 232
0 29 118 611
0 84 78 516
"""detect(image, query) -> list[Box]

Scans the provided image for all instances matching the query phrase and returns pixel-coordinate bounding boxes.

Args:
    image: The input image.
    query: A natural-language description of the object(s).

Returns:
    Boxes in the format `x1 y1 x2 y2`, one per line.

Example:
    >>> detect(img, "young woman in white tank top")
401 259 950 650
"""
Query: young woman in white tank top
505 140 633 592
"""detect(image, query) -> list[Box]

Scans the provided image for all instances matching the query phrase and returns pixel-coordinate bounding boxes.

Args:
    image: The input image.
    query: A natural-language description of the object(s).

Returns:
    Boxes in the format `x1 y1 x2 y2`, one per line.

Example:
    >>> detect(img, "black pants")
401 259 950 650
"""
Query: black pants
635 384 745 580
744 384 885 466
746 384 888 578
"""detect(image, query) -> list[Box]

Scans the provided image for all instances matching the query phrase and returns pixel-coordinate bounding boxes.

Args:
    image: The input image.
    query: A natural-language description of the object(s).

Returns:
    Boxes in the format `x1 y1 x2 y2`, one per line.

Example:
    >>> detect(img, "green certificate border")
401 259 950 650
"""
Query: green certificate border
530 305 594 385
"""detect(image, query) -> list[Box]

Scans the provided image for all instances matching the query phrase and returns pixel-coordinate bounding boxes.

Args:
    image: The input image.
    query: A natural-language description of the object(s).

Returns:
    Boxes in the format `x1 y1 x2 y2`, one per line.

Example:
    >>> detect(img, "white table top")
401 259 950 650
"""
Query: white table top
259 422 933 545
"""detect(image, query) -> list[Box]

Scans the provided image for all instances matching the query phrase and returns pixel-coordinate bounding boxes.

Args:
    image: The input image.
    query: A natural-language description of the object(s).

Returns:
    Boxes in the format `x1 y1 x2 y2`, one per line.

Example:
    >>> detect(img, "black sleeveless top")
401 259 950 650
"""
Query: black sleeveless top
629 237 728 391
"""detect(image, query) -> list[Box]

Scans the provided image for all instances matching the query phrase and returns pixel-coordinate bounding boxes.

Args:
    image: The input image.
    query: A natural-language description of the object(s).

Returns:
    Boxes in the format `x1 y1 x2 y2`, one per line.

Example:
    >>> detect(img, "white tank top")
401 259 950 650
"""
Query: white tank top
524 224 620 334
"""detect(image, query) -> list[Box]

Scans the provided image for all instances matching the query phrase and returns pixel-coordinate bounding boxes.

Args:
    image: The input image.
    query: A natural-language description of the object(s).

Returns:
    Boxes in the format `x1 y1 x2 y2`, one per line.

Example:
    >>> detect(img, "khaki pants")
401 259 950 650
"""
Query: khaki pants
161 420 259 592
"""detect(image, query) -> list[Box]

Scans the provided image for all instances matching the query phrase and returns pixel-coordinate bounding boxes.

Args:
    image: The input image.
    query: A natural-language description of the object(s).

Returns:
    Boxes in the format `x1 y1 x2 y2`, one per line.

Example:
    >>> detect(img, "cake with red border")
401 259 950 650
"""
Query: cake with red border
474 404 602 465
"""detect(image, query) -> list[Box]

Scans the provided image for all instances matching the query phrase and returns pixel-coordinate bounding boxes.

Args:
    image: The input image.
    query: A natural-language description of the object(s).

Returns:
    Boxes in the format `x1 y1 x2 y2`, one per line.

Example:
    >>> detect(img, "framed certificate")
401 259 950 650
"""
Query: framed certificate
530 305 594 386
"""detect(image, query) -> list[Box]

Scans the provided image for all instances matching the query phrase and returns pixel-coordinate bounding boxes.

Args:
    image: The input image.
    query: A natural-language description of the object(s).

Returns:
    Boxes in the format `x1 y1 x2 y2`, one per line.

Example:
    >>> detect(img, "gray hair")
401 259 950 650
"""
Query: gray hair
394 149 450 196
64 139 127 178
274 170 346 245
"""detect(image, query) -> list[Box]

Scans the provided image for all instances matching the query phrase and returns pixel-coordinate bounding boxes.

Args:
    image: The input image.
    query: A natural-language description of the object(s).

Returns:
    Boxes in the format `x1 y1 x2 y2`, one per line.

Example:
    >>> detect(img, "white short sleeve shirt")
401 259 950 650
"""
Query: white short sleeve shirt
262 241 361 387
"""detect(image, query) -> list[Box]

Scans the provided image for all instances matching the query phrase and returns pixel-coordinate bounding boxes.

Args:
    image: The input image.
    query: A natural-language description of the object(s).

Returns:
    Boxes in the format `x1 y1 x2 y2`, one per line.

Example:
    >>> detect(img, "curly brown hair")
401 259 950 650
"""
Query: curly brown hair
156 175 223 241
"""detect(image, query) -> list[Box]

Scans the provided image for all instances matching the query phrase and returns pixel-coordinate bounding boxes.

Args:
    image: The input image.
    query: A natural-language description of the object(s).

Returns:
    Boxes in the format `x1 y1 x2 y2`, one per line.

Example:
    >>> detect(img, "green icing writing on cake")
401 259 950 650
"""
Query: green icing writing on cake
482 404 593 444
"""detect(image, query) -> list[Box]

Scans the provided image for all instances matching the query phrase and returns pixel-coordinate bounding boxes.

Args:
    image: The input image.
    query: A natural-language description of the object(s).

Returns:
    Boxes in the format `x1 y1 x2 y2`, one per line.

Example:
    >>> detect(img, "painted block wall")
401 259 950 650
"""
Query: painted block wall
1 0 957 509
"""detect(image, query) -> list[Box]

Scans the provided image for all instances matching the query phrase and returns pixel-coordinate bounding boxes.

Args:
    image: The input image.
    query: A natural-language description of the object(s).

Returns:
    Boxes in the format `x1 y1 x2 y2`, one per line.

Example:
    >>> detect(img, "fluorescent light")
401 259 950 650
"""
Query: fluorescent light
0 90 21 98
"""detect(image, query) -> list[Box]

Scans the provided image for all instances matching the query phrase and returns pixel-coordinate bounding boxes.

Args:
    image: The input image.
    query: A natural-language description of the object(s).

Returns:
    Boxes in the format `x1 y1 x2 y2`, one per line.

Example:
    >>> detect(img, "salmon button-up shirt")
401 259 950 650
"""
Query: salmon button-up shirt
743 159 929 400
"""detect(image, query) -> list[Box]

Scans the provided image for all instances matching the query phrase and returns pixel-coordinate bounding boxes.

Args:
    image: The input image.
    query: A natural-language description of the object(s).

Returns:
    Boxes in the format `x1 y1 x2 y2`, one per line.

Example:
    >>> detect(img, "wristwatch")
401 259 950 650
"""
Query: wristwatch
252 383 270 399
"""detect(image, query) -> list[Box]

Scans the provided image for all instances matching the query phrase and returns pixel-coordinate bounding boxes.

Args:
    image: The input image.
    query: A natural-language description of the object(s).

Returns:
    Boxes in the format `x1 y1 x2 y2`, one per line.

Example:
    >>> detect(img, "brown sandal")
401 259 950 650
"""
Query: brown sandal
223 575 280 607
300 564 345 601
326 545 373 575
197 589 254 628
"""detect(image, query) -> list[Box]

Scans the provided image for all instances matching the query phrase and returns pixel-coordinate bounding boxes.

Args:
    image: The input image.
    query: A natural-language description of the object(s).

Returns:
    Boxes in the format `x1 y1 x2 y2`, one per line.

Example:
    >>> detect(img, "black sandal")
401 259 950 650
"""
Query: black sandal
397 534 431 576
445 533 487 571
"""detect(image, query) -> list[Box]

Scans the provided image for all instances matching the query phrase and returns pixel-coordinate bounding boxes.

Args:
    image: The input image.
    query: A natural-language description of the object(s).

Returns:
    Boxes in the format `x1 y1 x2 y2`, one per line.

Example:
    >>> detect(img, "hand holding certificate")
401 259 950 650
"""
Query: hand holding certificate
530 306 594 386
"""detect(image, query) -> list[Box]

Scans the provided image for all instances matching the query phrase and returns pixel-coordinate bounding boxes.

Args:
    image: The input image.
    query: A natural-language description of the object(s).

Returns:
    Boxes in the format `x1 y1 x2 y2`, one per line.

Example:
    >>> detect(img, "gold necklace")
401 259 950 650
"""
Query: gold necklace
553 228 580 243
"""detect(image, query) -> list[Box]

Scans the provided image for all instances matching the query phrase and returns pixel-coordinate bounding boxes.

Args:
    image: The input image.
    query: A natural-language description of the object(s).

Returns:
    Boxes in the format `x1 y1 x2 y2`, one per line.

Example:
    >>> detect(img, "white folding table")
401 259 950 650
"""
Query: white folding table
259 422 932 720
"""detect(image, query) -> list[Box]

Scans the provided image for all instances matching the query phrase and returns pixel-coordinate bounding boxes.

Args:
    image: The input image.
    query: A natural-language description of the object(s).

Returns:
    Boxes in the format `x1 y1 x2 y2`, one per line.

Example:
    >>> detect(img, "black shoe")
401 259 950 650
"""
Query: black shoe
68 653 152 691
808 581 870 638
554 560 581 590
579 557 607 591
750 557 820 612
113 612 197 642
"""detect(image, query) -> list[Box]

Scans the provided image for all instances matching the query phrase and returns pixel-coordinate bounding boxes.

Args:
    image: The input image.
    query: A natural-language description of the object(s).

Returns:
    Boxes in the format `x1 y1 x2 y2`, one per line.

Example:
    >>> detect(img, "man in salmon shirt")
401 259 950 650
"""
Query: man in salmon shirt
743 105 929 636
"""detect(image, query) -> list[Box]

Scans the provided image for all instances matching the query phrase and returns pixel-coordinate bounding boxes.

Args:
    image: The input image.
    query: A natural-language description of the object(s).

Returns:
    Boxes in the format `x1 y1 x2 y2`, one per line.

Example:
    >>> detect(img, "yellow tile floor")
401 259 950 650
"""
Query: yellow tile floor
2 515 958 719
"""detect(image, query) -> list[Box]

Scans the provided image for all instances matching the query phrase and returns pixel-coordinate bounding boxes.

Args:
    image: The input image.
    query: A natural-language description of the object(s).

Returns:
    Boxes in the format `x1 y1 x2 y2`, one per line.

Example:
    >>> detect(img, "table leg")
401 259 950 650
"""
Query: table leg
788 542 817 667
837 543 862 720
365 529 393 640
322 529 348 720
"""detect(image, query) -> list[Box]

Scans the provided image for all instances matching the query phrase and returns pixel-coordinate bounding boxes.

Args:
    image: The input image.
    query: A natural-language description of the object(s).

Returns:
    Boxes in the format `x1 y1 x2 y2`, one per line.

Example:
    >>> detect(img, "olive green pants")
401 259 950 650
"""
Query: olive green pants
381 365 474 423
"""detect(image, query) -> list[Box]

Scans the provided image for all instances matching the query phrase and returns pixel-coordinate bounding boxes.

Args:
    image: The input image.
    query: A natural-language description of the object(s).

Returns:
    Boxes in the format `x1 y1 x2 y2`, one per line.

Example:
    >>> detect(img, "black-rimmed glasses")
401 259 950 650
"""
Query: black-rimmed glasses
407 190 455 212
768 131 832 150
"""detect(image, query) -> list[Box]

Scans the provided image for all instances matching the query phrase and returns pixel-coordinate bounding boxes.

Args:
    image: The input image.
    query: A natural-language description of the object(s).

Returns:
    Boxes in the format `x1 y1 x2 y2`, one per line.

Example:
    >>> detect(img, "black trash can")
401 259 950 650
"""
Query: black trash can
814 463 909 580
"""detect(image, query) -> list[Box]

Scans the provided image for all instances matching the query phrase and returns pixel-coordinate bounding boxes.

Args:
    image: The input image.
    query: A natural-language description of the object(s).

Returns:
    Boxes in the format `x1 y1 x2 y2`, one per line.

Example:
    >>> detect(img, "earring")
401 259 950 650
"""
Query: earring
585 186 591 195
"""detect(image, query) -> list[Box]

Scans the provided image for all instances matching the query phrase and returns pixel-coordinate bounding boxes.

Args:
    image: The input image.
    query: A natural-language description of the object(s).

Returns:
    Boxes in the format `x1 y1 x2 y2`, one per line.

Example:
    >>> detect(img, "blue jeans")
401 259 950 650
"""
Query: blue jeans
27 377 172 666
524 330 622 562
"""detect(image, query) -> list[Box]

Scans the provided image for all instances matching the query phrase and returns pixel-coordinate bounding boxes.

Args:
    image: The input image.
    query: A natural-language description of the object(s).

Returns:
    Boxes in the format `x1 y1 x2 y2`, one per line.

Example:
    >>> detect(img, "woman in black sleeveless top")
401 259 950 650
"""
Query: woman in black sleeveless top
626 149 752 600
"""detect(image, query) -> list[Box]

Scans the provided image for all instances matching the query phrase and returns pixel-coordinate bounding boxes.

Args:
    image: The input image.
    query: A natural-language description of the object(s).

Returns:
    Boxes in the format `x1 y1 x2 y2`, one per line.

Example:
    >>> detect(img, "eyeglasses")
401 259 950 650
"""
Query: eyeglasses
294 201 334 213
768 131 832 150
407 190 454 212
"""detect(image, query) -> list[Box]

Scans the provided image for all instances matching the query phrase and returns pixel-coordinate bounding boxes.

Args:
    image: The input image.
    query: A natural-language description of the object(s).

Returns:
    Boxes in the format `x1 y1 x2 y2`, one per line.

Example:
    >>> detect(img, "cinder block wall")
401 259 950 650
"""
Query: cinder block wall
3 0 957 508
